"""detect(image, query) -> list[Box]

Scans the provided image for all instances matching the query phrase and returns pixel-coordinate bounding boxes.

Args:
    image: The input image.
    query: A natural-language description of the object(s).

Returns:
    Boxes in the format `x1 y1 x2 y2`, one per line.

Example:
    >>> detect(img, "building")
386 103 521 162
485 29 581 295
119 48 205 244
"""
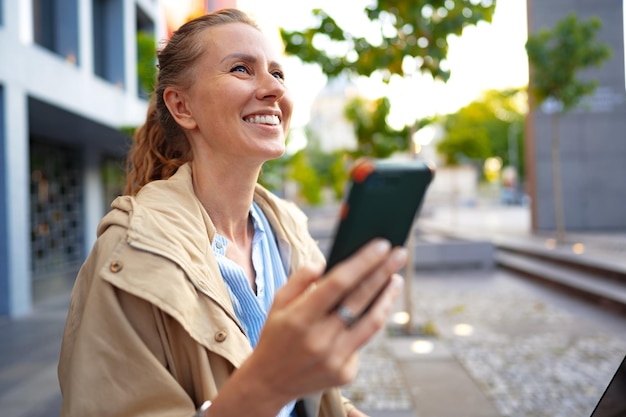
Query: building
308 75 358 152
0 0 164 317
526 0 626 231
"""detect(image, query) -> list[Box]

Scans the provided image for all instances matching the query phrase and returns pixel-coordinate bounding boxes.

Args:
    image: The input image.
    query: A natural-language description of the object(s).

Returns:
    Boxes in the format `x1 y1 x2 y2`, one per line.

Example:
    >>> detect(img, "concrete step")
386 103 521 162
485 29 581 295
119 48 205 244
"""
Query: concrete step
495 249 626 314
413 238 494 270
494 240 626 284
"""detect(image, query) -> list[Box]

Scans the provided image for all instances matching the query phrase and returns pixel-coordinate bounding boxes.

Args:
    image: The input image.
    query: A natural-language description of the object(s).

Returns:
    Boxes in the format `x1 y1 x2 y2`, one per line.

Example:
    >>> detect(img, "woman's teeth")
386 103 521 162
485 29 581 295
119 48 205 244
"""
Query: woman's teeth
245 115 279 125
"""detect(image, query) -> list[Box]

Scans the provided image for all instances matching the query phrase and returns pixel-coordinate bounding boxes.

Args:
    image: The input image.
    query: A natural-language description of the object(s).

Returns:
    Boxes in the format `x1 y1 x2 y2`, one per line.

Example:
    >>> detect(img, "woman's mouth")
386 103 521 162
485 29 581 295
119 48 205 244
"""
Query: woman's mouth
244 115 280 125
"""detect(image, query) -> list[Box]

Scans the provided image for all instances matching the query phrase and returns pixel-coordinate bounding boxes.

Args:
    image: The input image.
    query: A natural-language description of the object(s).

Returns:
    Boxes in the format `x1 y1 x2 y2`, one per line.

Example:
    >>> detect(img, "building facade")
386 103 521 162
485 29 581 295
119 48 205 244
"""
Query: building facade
0 0 163 317
526 0 626 231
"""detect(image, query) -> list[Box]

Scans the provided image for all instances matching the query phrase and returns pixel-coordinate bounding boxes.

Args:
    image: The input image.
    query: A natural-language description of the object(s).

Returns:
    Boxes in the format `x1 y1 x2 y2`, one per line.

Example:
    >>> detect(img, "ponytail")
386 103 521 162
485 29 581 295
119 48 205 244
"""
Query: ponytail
124 95 191 195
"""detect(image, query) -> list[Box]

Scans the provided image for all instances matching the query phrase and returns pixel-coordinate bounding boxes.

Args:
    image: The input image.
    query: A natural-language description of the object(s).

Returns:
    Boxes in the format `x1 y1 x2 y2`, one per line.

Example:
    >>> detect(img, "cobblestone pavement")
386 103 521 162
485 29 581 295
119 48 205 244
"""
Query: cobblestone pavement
341 332 415 413
416 271 626 417
341 266 626 417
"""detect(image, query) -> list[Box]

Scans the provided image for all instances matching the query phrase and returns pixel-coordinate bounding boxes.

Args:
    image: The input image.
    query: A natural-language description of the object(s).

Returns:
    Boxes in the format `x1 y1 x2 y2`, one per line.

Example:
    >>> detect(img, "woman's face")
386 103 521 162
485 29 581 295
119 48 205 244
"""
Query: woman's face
180 22 293 167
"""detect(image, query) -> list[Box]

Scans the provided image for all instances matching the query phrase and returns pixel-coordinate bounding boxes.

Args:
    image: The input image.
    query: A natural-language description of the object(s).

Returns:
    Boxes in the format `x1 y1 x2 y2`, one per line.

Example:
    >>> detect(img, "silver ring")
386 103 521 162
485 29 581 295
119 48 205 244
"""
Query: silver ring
336 305 358 326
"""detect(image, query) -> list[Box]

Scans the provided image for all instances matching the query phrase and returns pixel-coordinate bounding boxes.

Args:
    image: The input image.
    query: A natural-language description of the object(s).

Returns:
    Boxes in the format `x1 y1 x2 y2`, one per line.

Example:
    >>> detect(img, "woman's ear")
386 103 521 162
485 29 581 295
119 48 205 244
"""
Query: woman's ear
163 87 197 130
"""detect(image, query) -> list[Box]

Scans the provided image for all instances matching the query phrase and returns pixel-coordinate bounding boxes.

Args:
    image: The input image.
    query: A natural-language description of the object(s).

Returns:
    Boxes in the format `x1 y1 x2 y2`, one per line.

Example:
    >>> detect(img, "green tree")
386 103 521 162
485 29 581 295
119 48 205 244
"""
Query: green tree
137 31 157 98
526 13 611 243
280 0 497 162
436 125 491 166
281 1 496 82
120 31 157 135
437 88 525 173
280 1 497 333
284 147 348 205
344 96 410 158
260 134 349 205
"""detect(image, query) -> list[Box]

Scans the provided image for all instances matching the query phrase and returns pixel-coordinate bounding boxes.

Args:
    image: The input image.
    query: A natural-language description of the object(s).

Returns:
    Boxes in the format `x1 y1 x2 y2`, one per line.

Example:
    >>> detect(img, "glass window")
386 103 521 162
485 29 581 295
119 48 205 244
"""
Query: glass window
93 0 125 88
136 5 155 98
32 0 79 64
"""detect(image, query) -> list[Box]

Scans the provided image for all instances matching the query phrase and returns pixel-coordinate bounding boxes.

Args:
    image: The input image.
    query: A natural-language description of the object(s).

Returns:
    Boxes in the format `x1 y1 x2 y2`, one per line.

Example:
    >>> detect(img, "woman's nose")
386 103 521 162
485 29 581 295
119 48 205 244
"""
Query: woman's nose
256 72 286 101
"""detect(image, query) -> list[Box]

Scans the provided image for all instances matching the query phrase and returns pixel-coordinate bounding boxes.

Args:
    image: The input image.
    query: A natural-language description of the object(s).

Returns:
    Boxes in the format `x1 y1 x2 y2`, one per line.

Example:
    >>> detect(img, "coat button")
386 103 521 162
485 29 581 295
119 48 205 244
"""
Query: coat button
109 260 123 273
214 330 227 343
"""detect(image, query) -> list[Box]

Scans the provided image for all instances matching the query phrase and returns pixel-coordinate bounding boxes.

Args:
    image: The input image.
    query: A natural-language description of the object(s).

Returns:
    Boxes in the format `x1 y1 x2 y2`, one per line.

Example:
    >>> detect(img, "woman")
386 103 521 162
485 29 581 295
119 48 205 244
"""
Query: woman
58 8 407 417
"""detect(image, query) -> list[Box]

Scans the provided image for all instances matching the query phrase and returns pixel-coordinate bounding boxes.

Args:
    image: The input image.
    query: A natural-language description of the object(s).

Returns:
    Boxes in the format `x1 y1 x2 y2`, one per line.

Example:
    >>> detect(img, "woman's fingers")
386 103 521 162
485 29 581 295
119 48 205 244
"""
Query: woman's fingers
341 273 404 348
271 263 323 309
334 246 407 324
304 239 393 317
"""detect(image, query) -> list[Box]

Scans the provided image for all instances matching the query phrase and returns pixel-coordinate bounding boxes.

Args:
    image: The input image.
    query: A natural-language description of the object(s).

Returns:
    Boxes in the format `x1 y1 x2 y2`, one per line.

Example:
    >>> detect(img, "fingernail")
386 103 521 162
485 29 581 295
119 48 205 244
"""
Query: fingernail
394 248 408 263
391 275 404 290
373 239 391 254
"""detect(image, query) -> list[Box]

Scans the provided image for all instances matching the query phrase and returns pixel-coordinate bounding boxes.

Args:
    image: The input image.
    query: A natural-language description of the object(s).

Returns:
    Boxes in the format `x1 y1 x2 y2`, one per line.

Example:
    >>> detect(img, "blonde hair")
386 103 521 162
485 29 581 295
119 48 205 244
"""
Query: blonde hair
124 9 260 195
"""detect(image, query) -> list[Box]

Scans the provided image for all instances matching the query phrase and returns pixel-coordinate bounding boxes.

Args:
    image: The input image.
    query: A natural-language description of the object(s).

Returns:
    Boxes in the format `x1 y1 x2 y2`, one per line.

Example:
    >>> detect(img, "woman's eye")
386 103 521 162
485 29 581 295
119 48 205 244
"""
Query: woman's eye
231 65 249 74
272 70 285 81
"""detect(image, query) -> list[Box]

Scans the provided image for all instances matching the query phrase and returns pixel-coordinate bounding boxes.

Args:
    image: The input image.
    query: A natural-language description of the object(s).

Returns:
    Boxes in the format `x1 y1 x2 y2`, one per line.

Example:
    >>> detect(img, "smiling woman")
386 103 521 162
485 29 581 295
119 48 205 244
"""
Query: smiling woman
57 8 407 417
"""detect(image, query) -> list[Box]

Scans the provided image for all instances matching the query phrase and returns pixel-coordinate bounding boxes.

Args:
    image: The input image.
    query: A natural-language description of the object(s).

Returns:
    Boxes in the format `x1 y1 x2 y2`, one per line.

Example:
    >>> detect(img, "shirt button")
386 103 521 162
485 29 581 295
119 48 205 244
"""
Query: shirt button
214 330 227 343
109 260 123 273
215 241 223 249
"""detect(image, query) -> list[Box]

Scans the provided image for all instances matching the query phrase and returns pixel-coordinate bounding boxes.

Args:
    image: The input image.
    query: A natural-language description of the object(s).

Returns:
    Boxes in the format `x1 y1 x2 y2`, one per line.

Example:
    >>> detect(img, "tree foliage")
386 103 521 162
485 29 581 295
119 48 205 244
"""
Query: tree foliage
259 142 349 205
287 149 348 204
280 0 496 82
137 31 157 98
526 13 611 111
437 88 526 170
344 96 409 158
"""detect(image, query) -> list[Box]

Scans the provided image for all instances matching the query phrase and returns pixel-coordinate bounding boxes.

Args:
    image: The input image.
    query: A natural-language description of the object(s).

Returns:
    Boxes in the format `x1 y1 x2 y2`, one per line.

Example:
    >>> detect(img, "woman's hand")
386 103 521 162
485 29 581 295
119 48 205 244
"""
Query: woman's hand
210 239 406 417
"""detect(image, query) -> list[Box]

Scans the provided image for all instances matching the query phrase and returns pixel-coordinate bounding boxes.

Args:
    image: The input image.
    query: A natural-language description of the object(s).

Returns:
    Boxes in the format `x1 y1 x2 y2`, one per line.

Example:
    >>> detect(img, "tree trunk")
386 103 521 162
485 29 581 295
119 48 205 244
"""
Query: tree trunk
403 226 415 334
402 122 419 334
551 112 566 244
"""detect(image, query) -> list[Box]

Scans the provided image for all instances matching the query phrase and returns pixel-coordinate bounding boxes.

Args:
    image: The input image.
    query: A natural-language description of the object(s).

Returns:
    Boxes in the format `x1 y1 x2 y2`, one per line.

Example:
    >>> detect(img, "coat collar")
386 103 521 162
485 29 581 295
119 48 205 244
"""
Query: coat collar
98 163 322 328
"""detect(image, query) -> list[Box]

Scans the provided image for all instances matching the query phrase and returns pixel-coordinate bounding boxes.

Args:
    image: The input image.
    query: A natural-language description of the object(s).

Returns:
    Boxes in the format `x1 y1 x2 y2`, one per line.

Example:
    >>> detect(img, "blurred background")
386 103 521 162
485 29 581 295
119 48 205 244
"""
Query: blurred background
0 1 625 417
4 0 624 317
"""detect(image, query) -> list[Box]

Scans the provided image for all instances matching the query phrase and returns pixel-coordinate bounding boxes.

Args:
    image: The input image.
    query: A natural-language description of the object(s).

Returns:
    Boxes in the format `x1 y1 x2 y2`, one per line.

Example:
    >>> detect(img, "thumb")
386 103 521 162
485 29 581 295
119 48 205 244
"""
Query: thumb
272 263 324 309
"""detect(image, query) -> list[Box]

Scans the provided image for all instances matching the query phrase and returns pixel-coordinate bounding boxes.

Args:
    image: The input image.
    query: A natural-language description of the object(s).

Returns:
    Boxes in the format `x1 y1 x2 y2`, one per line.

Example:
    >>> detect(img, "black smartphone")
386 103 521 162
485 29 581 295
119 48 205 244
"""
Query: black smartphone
325 158 435 271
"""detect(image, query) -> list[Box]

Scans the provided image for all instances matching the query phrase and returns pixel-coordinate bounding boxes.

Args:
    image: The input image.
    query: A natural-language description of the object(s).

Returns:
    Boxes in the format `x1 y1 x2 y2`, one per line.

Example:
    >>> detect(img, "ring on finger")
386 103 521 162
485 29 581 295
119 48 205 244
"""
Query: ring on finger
336 305 358 327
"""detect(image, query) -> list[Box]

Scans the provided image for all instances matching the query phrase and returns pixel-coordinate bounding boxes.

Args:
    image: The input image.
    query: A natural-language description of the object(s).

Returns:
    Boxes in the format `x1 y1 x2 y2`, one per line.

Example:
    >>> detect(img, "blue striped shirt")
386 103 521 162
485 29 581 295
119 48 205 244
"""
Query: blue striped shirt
212 202 296 417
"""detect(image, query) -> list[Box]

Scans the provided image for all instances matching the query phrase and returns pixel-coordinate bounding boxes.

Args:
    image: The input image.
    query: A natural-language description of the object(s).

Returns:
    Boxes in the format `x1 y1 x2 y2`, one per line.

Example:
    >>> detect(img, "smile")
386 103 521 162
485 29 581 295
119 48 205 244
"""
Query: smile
244 115 280 125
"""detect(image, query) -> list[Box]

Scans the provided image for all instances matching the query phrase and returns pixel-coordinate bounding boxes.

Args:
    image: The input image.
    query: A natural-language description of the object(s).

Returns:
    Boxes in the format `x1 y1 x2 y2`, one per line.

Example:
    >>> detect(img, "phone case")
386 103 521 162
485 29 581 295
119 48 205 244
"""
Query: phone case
325 158 434 270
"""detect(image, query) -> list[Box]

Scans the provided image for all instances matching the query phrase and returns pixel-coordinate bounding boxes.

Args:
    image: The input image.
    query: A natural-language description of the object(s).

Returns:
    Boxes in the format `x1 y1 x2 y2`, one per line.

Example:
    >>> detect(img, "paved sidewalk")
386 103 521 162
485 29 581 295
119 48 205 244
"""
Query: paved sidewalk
1 203 625 417
0 292 68 417
335 203 626 417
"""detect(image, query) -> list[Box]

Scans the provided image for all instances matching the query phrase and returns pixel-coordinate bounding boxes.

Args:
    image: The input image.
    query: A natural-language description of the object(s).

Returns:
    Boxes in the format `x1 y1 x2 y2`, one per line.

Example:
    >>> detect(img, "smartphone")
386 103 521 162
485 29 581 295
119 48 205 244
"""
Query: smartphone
325 158 435 271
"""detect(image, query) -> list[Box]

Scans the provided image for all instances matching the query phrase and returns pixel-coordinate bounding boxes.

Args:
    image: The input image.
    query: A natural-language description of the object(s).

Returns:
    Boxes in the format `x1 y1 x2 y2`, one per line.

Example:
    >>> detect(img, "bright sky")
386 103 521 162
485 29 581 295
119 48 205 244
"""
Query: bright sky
239 0 529 131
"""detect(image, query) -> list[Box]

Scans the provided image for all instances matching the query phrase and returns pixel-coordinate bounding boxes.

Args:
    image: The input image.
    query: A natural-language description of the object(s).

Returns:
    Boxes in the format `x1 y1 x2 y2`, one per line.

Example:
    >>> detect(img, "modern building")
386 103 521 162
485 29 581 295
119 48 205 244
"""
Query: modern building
0 0 163 317
526 0 626 231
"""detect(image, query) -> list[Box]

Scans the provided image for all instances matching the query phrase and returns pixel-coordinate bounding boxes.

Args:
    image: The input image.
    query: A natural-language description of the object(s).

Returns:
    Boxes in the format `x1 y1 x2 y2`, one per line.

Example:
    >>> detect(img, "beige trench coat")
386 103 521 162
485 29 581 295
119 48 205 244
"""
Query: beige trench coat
58 163 348 417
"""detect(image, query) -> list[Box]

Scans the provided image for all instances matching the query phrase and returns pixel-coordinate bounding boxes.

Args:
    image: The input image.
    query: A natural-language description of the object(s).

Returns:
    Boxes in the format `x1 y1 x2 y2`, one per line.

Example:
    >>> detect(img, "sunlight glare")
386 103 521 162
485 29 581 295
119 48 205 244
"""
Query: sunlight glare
392 311 410 325
411 340 435 354
572 243 585 255
453 323 474 337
